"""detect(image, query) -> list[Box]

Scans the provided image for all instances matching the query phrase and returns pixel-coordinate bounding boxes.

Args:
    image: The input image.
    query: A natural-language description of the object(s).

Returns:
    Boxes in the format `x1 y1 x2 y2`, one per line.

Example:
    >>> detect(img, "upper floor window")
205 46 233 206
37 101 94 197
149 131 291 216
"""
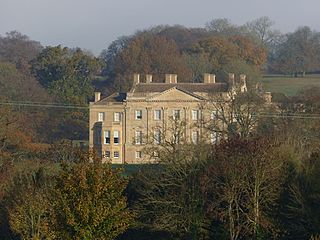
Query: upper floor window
114 130 120 144
192 110 199 120
173 110 180 120
135 110 142 120
114 112 121 122
154 110 161 120
135 130 142 145
173 131 180 144
104 130 110 144
98 112 104 122
211 110 217 120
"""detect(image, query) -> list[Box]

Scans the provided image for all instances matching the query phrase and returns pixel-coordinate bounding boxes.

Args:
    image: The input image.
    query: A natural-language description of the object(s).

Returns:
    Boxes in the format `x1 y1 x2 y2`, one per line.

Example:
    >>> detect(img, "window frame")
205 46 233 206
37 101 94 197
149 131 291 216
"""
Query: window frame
135 110 142 120
98 112 104 122
154 130 161 144
104 130 110 145
104 151 111 158
114 112 121 122
114 130 120 144
135 130 142 145
173 109 180 120
154 109 161 120
114 151 120 158
192 131 199 144
192 110 199 121
135 151 142 159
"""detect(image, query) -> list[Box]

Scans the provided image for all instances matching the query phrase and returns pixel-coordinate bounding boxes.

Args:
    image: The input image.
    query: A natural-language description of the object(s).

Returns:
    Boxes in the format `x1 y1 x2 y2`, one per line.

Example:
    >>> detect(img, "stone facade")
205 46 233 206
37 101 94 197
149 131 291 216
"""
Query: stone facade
89 73 250 164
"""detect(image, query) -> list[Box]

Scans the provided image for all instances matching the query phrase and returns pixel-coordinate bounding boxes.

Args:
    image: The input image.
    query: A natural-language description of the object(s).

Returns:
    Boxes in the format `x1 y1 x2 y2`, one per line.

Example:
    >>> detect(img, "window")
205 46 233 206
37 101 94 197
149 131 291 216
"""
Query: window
154 130 161 144
211 110 217 120
135 130 142 145
153 151 159 158
114 112 121 122
114 130 120 144
173 131 180 144
210 132 217 144
104 130 110 144
154 110 161 120
135 151 142 159
114 151 119 158
192 131 199 144
135 110 142 120
192 110 199 120
98 112 104 122
173 110 180 120
104 151 111 158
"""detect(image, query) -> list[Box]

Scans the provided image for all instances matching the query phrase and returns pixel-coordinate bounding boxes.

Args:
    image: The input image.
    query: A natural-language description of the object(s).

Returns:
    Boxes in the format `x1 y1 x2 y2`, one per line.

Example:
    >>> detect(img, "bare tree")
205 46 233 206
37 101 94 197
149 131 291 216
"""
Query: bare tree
202 86 268 140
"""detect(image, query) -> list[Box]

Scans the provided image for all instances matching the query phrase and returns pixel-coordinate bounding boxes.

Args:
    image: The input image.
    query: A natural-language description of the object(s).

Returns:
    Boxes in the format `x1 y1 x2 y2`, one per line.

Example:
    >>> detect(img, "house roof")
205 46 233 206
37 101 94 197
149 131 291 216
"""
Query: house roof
131 82 228 93
94 92 127 104
94 82 228 104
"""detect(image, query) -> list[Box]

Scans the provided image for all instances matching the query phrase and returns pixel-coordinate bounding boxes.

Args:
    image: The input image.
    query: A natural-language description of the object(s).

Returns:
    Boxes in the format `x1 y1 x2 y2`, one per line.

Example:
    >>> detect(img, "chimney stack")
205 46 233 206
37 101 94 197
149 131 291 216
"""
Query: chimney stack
146 74 153 83
94 92 101 102
165 74 177 83
204 73 216 83
133 73 140 85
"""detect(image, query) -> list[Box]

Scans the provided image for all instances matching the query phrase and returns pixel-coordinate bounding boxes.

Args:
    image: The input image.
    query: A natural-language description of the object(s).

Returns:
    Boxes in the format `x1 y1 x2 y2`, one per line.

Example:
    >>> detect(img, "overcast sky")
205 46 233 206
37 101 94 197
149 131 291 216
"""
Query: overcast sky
1 0 320 55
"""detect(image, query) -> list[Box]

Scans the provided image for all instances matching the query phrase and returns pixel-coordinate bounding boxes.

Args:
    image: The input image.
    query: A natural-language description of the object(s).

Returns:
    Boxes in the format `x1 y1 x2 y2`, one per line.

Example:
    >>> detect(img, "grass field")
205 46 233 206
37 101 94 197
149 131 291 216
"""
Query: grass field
261 74 320 96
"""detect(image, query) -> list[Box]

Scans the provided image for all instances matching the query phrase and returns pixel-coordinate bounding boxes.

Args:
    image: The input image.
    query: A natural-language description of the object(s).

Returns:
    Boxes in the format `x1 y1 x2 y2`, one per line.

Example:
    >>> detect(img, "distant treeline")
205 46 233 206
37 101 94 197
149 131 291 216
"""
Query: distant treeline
0 17 320 143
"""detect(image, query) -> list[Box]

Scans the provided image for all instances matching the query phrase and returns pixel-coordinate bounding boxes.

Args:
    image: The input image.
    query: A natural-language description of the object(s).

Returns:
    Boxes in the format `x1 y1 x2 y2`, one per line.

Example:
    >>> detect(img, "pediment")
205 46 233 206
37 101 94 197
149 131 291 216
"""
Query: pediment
146 87 204 102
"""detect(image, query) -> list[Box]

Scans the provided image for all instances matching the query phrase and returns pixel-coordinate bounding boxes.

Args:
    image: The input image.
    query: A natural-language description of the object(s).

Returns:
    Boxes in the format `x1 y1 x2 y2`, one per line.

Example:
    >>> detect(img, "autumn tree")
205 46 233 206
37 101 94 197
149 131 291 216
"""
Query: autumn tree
51 154 133 240
186 36 266 83
112 35 192 91
4 168 54 240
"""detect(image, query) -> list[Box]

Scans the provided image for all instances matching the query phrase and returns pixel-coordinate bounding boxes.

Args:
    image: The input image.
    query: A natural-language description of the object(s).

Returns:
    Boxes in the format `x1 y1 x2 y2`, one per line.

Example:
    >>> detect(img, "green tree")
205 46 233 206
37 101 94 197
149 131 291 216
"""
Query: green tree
31 46 102 104
51 155 133 240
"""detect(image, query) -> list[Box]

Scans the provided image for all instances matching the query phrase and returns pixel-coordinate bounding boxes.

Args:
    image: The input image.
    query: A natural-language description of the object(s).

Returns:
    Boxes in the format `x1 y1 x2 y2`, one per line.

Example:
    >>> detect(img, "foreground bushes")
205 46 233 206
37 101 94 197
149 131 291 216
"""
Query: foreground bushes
0 152 133 240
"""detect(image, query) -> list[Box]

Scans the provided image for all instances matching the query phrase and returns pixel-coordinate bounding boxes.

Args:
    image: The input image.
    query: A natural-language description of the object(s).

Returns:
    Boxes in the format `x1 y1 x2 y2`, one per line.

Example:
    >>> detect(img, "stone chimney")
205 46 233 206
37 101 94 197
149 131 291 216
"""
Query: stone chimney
133 73 140 85
203 73 216 83
94 92 101 102
228 73 235 89
165 74 177 83
146 74 153 83
239 74 247 92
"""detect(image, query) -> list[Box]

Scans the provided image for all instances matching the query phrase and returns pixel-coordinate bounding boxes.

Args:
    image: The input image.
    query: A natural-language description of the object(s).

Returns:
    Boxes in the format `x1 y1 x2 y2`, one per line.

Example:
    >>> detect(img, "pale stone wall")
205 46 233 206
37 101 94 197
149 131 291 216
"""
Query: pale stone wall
88 73 260 164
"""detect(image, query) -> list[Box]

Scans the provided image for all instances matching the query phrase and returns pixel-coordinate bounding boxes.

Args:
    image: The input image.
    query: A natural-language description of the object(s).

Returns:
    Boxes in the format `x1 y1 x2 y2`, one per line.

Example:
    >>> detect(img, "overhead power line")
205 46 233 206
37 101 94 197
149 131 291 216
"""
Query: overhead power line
1 101 320 119
0 101 89 109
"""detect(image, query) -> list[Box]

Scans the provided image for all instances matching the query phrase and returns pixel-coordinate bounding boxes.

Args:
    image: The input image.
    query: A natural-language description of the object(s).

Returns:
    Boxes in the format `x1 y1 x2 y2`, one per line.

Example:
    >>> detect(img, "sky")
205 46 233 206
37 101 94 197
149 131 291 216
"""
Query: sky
1 0 320 55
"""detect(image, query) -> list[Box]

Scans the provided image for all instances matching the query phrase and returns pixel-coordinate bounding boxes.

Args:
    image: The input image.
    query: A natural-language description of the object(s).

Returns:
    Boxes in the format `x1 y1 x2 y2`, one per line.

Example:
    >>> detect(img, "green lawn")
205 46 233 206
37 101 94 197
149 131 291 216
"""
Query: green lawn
261 74 320 96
